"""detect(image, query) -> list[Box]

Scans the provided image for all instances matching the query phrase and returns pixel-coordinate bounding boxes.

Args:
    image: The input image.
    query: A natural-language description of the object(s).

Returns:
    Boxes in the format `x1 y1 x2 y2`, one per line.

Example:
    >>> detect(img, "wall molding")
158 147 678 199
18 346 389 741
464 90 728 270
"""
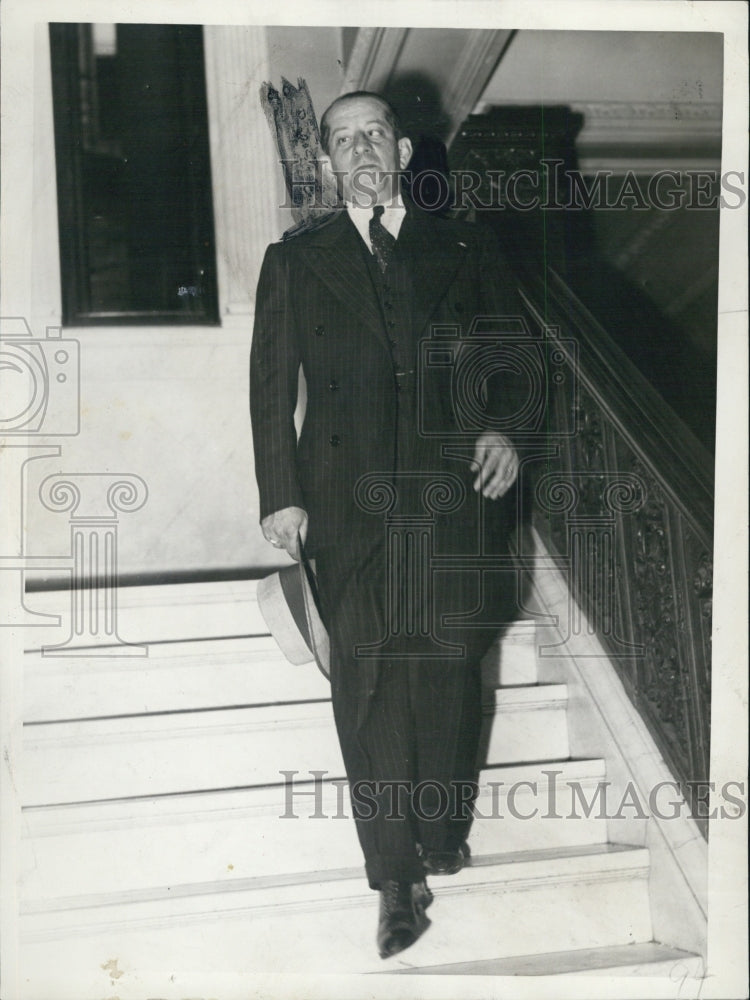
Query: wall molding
344 27 409 93
470 98 724 172
573 100 722 172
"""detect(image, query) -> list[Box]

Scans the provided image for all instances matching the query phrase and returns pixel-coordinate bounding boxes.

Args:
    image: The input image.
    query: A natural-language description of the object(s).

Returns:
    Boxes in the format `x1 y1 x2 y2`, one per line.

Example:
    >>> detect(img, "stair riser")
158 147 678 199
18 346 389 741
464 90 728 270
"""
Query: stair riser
23 644 330 722
26 587 537 657
24 632 536 721
22 698 569 806
23 586 267 647
21 775 608 900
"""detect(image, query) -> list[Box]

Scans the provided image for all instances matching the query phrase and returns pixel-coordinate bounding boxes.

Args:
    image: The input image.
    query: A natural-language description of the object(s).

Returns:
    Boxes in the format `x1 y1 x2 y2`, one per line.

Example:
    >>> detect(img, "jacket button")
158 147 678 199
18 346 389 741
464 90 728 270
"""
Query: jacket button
454 302 463 313
315 324 325 336
330 434 340 446
329 379 338 391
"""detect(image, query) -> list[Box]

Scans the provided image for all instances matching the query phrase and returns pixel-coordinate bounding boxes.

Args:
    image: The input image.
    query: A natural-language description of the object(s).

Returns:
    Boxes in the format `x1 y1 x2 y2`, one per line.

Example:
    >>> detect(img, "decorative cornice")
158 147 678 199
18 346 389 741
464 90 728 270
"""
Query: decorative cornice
574 101 722 172
574 100 722 123
462 100 722 173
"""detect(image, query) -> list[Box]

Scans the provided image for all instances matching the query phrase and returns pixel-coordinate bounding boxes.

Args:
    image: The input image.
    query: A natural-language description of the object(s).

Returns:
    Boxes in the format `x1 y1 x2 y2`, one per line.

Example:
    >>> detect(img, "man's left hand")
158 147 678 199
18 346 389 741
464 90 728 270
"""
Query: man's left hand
472 432 519 499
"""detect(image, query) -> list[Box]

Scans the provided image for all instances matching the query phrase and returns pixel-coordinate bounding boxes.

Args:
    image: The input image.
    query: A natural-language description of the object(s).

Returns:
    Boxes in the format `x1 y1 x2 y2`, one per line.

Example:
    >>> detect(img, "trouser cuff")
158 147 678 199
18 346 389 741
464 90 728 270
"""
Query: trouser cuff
365 852 425 891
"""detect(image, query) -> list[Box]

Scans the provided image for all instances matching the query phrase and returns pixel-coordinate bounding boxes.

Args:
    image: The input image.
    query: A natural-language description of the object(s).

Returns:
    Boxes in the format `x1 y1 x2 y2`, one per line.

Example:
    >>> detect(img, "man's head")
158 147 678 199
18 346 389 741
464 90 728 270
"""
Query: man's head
319 92 413 208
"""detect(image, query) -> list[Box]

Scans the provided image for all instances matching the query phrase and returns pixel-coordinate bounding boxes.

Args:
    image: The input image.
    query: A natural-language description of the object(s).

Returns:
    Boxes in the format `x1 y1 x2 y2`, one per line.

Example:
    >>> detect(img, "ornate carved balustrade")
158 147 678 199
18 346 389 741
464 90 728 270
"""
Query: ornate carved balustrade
519 268 713 835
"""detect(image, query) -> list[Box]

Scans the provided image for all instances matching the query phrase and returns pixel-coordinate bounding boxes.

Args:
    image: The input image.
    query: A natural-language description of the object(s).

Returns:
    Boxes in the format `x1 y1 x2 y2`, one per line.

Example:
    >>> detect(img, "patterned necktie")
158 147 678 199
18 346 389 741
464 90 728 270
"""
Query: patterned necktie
369 205 397 273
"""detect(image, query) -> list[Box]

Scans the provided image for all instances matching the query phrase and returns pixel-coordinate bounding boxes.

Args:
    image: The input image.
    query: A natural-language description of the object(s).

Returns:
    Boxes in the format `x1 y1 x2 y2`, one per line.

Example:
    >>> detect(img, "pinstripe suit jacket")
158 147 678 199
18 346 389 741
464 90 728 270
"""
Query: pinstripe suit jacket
250 203 525 557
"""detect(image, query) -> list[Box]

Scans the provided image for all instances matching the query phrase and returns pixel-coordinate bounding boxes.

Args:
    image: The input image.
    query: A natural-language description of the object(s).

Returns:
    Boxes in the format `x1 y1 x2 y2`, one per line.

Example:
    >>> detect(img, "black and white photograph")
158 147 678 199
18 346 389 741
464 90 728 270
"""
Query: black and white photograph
0 1 747 998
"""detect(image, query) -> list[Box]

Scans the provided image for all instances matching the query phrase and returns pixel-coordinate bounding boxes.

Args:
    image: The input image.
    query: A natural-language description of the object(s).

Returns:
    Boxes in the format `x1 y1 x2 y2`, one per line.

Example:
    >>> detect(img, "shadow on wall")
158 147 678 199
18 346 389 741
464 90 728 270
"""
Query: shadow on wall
447 101 718 454
381 72 453 215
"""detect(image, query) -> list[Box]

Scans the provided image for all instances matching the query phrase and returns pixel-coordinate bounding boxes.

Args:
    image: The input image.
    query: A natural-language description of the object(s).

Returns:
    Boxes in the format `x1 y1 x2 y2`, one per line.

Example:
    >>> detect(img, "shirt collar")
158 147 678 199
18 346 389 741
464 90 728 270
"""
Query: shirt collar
346 193 407 248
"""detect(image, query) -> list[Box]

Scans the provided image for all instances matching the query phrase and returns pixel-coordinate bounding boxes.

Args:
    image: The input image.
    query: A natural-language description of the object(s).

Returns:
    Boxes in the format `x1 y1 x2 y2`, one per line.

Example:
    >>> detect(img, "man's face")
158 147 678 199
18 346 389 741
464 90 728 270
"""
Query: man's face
322 96 413 207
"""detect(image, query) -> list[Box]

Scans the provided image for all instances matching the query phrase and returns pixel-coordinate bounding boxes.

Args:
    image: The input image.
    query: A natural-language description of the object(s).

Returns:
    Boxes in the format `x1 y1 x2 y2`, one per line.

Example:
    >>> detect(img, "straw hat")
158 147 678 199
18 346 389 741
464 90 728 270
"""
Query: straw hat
256 557 330 679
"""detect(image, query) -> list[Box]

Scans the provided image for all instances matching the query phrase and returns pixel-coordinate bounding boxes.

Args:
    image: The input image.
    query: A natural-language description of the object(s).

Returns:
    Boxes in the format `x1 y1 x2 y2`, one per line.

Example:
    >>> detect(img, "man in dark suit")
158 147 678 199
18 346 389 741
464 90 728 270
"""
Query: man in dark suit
251 91 526 959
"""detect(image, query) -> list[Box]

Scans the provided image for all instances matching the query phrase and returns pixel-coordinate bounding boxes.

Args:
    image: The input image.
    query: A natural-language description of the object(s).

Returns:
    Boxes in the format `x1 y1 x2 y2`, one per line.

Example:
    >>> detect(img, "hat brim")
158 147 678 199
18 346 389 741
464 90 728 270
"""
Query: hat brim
257 561 330 679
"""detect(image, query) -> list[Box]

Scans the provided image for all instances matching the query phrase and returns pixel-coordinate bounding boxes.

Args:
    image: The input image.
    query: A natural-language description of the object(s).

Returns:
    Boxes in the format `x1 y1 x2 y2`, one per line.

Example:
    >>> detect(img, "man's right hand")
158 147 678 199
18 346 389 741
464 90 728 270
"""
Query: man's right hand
261 506 308 561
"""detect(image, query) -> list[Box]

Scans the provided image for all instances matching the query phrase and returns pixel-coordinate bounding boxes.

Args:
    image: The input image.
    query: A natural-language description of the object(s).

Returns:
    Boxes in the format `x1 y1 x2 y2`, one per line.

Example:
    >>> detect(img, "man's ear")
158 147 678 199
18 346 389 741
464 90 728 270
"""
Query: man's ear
397 137 413 170
319 153 333 180
319 154 343 194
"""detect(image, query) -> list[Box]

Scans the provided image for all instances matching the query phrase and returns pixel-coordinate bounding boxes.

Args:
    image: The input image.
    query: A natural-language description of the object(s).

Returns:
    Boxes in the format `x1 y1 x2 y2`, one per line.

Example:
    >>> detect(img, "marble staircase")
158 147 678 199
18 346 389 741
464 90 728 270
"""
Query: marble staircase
17 578 705 996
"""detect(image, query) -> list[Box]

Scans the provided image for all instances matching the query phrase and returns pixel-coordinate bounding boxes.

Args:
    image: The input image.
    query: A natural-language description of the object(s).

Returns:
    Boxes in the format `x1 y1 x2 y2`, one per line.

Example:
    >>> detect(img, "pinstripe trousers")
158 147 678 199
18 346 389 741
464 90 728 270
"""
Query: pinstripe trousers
314 380 500 890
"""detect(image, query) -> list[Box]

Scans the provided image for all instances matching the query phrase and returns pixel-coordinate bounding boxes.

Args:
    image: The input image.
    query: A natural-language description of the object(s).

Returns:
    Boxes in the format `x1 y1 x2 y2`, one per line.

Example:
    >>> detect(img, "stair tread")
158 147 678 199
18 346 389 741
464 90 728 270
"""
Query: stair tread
22 842 649 914
22 757 608 828
25 627 539 659
20 867 656 978
21 839 654 974
26 630 540 721
386 941 703 976
24 682 568 731
26 621 539 661
25 634 284 666
26 583 538 651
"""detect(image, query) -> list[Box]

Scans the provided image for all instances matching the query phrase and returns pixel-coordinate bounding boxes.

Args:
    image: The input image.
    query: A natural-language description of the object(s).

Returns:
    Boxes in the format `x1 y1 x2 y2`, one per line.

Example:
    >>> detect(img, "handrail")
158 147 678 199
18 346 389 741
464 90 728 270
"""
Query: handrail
518 266 713 836
524 267 714 528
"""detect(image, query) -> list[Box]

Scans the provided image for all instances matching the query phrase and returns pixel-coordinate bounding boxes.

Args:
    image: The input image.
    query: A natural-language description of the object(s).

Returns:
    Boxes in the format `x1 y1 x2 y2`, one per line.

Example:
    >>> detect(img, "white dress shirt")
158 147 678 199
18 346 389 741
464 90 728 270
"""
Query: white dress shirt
346 196 407 253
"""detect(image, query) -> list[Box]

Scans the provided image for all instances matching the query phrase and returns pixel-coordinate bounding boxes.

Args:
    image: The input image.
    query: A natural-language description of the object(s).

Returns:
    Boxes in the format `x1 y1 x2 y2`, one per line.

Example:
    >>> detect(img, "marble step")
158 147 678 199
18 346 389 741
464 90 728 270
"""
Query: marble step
22 684 569 807
20 845 653 981
481 620 538 686
23 579 268 647
25 581 538 670
20 759 608 903
387 941 704 978
23 637 330 722
23 622 538 722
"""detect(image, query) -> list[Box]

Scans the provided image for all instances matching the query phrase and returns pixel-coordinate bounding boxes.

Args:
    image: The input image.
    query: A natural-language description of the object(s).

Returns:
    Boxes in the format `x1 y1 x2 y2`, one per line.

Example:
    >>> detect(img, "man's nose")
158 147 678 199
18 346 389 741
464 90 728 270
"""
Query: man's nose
352 130 373 155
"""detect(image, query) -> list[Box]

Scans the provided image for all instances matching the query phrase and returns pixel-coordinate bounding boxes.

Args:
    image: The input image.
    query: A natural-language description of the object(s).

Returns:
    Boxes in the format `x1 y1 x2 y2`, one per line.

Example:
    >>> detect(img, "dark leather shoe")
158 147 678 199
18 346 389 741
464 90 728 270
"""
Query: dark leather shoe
377 880 431 959
420 841 470 876
413 878 434 911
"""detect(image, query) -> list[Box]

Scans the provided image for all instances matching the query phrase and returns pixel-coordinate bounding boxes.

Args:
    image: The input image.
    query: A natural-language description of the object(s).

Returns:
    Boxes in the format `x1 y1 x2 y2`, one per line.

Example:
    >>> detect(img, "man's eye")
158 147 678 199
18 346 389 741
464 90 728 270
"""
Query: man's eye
336 136 351 146
369 128 383 137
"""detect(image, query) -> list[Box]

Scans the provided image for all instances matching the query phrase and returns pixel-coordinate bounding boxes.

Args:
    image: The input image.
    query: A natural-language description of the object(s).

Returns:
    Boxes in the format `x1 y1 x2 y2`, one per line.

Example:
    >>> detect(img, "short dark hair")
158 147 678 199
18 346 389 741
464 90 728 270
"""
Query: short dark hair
319 91 402 155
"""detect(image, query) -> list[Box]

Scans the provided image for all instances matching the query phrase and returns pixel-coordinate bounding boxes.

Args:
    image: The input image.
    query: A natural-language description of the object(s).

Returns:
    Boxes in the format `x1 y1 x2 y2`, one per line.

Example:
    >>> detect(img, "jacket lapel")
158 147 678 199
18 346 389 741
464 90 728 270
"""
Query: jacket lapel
296 204 469 345
397 207 469 336
297 212 385 342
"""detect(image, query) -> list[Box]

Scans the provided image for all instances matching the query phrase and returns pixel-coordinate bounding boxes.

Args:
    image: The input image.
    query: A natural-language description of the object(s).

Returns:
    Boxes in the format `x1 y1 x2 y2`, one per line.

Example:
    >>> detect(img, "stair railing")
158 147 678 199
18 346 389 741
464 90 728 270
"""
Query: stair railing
517 266 713 836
